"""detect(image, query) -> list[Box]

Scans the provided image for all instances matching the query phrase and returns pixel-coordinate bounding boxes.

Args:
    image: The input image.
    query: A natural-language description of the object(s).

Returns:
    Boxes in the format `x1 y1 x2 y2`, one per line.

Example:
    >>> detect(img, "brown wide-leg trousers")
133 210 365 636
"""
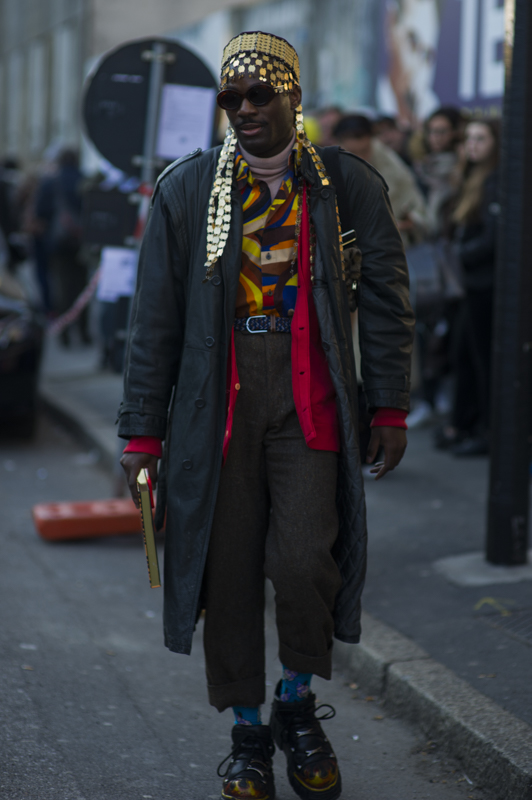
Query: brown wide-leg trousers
203 331 341 712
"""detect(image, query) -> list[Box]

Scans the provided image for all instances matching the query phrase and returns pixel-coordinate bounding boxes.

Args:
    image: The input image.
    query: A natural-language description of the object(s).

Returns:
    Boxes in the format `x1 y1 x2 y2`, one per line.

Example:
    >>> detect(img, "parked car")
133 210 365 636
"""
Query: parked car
0 271 44 437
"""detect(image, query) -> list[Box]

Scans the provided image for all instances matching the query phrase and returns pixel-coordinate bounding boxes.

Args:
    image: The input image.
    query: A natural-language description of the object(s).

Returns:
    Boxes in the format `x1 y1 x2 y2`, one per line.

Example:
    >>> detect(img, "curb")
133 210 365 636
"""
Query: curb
40 383 118 473
335 612 532 800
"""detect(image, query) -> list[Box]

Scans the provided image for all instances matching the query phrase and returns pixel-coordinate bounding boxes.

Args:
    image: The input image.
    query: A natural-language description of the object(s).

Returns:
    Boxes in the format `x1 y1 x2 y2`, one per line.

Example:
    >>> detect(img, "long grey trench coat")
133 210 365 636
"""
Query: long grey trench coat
117 144 414 656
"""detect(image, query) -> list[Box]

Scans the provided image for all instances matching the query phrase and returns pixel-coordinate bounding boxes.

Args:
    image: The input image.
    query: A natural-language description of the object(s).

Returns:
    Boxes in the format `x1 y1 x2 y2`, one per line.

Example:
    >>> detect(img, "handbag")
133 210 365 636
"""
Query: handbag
406 239 464 318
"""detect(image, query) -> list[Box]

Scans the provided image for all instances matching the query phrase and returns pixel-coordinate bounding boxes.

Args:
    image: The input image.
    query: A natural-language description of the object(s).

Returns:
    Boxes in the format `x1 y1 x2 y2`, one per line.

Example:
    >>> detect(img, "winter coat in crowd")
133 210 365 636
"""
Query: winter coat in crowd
367 138 428 245
415 150 459 238
454 170 499 291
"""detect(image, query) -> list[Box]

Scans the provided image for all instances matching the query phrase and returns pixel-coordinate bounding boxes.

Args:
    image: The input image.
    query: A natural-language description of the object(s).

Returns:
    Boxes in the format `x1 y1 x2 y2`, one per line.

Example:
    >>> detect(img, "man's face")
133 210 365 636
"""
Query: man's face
376 123 405 153
223 75 302 158
338 134 373 161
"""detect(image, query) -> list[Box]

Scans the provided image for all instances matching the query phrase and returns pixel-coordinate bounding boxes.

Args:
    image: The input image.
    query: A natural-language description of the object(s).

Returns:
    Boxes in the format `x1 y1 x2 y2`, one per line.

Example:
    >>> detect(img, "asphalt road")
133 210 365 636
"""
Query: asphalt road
0 416 489 800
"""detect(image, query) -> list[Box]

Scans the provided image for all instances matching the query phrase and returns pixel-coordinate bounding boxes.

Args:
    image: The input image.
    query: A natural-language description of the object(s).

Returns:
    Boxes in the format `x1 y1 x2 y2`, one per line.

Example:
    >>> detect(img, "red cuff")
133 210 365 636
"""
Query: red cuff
123 436 163 458
370 408 408 429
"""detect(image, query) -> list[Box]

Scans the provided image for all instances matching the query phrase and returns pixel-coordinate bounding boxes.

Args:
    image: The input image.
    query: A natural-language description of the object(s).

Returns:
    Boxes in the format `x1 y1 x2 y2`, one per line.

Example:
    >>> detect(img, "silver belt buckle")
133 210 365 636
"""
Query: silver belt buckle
245 314 268 333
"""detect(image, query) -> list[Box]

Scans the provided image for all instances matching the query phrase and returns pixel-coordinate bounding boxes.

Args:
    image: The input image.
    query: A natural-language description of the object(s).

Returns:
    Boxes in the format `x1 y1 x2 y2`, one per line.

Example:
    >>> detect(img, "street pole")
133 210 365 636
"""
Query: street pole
486 0 532 564
131 41 172 247
124 41 173 330
114 41 170 493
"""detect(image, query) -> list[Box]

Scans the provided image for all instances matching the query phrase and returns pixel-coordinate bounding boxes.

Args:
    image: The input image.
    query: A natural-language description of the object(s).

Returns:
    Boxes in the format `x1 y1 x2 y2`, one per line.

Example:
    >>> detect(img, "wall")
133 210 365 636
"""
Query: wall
173 0 376 111
0 0 86 160
89 0 263 56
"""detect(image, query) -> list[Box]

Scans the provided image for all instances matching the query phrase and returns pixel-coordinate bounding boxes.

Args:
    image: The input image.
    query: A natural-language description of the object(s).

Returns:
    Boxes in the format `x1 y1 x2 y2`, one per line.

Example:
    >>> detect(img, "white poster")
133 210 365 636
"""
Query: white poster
97 247 138 303
156 84 216 161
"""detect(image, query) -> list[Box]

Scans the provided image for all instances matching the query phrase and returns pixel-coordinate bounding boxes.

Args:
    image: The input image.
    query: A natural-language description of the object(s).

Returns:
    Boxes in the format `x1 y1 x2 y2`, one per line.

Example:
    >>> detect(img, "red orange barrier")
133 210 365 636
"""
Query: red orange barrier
32 499 142 541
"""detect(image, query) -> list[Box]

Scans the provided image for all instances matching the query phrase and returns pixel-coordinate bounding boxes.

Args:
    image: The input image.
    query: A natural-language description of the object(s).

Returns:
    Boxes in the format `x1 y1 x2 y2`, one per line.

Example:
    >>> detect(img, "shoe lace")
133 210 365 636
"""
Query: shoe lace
278 702 336 748
217 732 272 778
314 703 336 722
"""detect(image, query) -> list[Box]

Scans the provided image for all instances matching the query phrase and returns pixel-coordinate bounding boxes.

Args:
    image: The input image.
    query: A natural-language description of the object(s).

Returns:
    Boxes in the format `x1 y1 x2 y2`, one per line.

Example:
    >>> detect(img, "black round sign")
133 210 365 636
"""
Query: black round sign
83 38 218 176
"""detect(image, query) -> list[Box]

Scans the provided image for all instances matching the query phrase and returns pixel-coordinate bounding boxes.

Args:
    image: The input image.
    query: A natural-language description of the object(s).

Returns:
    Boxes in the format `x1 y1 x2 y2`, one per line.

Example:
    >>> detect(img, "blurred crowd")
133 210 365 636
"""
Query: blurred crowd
306 105 500 457
0 147 89 347
0 103 500 456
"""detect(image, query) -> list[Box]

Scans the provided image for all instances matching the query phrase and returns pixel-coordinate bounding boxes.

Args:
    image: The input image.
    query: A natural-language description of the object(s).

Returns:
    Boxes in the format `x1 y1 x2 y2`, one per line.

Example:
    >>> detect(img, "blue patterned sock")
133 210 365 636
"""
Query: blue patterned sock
233 706 262 726
280 665 312 702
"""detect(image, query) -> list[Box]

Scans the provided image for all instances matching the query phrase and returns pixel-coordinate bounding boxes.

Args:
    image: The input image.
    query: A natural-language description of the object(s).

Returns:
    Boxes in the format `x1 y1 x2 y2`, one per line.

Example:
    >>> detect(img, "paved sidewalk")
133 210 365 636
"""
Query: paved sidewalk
39 333 532 799
40 335 123 473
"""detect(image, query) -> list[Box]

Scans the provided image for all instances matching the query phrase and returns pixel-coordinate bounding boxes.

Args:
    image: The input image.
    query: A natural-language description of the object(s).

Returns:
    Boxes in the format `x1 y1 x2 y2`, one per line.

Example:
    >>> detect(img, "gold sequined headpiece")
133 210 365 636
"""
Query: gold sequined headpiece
220 31 300 92
204 32 339 282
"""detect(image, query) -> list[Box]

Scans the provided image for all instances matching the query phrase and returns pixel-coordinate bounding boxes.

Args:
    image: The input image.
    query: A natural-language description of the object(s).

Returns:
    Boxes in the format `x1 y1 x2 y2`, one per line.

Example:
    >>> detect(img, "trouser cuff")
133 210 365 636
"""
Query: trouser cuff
279 642 333 680
208 672 266 712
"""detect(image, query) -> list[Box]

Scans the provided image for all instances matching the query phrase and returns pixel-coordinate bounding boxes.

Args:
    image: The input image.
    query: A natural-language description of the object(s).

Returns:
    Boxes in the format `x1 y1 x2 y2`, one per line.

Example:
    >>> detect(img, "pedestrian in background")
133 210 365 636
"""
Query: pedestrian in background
0 156 25 271
415 106 463 237
314 105 343 145
35 148 89 345
374 115 413 166
333 114 428 246
437 118 500 456
404 107 464 427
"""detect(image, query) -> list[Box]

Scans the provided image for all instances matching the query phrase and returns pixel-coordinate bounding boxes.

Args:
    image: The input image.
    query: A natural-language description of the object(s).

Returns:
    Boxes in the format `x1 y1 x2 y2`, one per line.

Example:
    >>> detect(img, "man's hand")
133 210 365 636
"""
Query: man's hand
120 453 159 508
366 426 407 480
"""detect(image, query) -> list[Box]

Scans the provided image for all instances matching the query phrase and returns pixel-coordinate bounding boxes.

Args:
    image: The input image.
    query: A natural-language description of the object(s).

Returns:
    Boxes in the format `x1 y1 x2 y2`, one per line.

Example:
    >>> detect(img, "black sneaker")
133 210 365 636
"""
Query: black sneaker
217 724 276 800
269 682 341 800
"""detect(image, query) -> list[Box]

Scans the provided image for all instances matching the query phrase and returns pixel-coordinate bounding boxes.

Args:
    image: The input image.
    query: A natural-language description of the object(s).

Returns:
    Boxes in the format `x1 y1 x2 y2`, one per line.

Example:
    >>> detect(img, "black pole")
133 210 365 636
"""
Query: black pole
486 0 532 565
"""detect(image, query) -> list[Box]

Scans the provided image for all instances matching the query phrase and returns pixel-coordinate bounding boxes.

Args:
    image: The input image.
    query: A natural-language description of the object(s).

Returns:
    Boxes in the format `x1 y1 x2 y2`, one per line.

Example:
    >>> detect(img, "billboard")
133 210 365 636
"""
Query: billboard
376 0 505 126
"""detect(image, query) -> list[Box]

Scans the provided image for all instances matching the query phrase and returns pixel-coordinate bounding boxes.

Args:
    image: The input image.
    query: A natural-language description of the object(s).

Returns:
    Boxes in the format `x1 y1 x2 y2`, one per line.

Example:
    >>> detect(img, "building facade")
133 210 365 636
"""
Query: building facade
0 0 256 164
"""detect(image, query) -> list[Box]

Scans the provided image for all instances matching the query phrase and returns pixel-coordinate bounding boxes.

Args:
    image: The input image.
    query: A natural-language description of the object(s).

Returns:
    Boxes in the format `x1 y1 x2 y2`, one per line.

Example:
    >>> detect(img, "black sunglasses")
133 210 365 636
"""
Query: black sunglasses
217 83 280 111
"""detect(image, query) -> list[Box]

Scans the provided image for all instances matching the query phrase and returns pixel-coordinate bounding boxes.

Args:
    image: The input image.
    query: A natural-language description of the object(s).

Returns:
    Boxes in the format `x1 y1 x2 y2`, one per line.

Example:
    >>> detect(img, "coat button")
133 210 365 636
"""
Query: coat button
266 252 272 260
195 398 205 408
321 189 330 199
212 275 221 286
183 459 192 470
205 336 215 347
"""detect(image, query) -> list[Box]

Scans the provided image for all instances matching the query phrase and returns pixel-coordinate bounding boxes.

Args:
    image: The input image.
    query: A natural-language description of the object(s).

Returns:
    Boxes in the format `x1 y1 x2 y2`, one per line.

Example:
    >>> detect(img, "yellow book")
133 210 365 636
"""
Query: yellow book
137 468 161 588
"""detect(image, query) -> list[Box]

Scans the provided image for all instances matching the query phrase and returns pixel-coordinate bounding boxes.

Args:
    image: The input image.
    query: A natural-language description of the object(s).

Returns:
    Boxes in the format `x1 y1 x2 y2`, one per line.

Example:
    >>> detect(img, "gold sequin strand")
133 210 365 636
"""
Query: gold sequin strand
335 198 345 282
289 172 304 277
294 105 344 277
204 127 237 282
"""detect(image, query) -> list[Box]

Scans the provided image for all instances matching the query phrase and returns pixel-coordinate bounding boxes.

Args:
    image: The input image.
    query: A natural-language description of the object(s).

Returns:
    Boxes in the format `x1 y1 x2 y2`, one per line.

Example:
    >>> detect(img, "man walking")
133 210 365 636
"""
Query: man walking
119 31 413 800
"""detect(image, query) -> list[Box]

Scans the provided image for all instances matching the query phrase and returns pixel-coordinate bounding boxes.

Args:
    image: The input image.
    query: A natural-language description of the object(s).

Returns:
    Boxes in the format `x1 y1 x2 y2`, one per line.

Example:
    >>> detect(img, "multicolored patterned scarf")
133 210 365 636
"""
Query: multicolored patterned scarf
234 149 299 318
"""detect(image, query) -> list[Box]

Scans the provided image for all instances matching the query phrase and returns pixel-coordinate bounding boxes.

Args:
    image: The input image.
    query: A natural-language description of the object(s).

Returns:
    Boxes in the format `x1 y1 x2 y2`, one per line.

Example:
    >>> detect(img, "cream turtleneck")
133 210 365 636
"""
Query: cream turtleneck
239 130 296 200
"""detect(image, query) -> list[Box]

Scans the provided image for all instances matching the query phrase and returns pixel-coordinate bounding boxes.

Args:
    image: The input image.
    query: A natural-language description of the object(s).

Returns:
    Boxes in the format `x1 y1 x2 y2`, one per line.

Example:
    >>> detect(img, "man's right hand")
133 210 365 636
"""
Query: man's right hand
120 452 159 508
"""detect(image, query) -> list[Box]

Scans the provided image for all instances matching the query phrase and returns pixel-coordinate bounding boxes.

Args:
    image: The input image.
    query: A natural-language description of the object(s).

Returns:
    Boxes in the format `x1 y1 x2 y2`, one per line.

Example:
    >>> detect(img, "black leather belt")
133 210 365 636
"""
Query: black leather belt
234 315 292 333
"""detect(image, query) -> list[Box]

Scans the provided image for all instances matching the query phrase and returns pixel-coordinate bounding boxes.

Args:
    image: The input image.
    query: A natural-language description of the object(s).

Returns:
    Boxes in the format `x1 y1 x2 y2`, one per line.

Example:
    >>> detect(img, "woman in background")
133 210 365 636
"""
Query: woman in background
406 107 463 427
440 118 500 456
415 106 463 237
